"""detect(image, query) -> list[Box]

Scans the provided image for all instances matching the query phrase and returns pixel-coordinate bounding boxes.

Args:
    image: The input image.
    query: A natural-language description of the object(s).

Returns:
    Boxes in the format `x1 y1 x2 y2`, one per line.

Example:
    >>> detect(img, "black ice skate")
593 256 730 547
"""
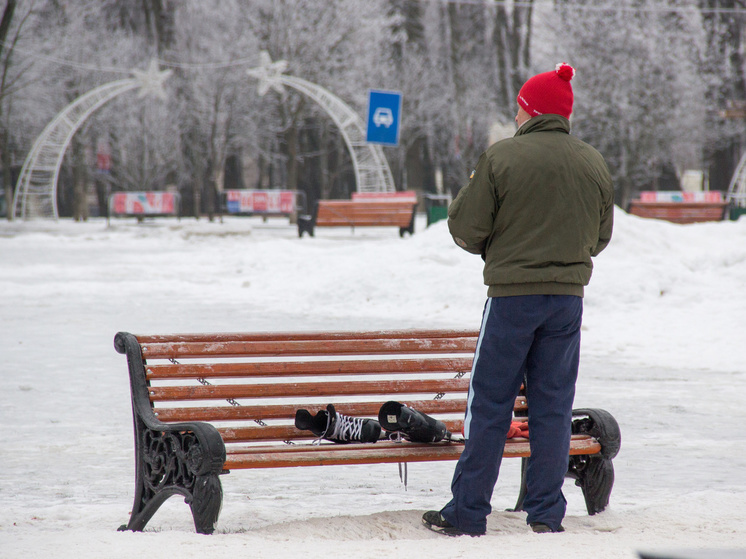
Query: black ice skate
294 404 381 443
378 401 450 443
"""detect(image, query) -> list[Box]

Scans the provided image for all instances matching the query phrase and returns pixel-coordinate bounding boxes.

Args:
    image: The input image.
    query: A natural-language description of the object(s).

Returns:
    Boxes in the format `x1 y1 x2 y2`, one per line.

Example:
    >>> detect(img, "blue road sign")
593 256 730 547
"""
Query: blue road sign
366 89 402 146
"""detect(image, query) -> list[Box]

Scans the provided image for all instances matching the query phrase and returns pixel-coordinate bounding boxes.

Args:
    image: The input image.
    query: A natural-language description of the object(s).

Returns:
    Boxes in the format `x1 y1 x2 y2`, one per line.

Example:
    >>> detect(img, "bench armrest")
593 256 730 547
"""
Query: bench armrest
115 331 226 474
572 408 621 459
116 332 226 533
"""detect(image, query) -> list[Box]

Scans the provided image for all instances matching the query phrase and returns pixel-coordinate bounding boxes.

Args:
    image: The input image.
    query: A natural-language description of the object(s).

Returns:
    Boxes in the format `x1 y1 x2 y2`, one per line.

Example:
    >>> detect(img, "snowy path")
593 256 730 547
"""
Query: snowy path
1 213 745 558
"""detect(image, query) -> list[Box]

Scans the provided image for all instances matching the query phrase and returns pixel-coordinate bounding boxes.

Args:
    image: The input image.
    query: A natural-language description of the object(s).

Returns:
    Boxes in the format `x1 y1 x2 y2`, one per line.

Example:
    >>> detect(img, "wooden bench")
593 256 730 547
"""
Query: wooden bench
628 200 728 224
297 198 417 237
628 191 728 224
115 329 621 534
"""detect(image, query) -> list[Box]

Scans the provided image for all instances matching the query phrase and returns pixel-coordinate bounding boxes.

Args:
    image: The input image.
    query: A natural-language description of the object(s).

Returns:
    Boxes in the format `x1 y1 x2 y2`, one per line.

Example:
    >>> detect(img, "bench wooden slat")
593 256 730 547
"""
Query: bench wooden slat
140 337 478 359
318 207 414 218
146 357 474 380
155 397 527 423
219 420 592 444
226 441 467 468
218 419 468 442
153 398 489 423
136 329 478 344
316 215 413 227
223 434 594 452
222 437 603 469
149 377 471 402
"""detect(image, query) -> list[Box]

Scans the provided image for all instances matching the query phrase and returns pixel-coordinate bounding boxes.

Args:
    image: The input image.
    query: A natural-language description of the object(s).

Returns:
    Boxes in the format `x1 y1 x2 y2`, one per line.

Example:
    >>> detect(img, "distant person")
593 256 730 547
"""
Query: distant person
423 63 614 536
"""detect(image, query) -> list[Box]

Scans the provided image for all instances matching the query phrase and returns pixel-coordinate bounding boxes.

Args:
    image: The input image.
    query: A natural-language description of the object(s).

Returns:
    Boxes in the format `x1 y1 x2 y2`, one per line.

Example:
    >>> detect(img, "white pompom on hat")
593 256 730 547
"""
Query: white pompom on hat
516 63 575 119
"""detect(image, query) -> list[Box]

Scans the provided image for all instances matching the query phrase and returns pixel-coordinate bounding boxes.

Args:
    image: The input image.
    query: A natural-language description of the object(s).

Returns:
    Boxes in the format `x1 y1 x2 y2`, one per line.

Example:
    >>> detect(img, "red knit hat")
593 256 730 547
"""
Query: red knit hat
516 63 575 119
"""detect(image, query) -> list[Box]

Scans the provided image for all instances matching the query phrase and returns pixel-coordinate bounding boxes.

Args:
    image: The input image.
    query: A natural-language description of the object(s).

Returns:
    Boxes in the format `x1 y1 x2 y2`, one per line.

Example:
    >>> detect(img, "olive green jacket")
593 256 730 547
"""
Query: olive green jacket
447 114 614 297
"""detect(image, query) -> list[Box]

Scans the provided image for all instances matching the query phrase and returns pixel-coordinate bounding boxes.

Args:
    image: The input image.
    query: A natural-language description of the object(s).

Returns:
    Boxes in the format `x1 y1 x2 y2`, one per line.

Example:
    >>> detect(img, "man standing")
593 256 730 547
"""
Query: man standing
423 63 614 536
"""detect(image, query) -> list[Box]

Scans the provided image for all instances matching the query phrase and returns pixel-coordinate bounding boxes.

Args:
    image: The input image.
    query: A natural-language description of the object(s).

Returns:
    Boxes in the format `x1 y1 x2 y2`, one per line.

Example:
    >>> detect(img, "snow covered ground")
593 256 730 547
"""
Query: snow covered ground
1 208 745 558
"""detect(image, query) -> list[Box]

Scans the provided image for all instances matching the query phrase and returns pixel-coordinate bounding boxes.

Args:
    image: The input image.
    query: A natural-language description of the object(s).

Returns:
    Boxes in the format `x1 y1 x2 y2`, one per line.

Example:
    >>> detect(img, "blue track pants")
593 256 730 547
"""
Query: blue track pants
440 295 582 534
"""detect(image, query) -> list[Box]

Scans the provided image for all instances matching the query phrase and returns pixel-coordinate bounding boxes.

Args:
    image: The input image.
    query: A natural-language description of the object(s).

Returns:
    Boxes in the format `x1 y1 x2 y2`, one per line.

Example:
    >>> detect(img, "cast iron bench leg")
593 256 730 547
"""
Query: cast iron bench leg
399 209 417 237
298 215 315 237
512 457 528 512
119 423 224 534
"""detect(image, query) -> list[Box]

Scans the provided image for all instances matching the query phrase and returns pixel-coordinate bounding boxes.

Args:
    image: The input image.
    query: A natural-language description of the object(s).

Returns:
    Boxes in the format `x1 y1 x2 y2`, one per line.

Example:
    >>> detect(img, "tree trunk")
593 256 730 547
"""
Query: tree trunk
1 0 17 220
72 137 89 221
285 124 298 191
3 129 12 219
494 1 534 114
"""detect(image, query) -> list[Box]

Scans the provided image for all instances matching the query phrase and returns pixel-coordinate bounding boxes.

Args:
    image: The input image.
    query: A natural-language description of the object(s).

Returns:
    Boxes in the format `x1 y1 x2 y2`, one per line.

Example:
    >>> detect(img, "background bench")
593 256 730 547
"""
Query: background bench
298 193 417 237
115 329 621 534
628 191 728 224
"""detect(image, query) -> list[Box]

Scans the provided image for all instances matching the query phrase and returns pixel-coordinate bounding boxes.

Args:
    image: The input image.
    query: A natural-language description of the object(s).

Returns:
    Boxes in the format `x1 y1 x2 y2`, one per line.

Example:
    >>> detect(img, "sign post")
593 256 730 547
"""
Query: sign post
366 89 402 146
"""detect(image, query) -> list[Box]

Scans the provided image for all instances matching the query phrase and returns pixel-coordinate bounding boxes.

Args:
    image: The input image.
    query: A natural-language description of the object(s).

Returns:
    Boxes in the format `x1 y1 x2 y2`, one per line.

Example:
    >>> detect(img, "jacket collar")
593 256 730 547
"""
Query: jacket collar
515 114 571 137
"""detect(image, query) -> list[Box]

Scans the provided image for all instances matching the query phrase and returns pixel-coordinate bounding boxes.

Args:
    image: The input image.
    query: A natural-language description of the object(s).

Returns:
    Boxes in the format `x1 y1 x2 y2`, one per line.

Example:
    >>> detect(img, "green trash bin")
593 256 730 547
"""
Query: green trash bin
730 205 746 221
427 205 449 226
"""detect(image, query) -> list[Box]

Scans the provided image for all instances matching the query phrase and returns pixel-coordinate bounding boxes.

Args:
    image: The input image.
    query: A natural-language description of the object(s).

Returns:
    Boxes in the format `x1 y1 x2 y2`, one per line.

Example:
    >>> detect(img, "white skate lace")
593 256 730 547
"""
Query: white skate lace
328 412 365 441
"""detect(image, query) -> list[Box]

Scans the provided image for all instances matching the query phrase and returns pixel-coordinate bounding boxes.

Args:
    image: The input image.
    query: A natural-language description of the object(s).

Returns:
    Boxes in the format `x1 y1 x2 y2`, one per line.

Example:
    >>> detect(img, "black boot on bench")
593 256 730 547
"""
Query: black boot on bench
295 404 381 443
378 401 450 443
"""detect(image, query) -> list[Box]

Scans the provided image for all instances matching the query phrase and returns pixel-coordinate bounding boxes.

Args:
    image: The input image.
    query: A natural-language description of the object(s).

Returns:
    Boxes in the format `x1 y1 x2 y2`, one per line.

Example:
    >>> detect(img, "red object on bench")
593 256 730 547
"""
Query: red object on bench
507 421 529 438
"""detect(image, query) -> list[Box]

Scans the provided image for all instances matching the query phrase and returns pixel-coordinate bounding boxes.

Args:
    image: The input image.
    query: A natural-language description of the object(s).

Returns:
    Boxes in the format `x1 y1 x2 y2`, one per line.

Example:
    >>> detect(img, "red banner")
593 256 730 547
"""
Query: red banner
225 190 296 214
111 192 177 215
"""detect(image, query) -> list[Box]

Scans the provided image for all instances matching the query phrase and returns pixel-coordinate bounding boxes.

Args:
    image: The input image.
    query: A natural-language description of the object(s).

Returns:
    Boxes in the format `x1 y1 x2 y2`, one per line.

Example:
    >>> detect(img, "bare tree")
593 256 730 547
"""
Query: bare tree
547 0 706 206
699 0 746 191
7 0 735 223
167 1 259 218
0 0 18 219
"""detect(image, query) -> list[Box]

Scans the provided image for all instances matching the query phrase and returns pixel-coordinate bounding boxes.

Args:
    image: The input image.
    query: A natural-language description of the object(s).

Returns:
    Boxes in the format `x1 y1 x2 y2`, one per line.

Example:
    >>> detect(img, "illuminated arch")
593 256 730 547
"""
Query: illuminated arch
727 151 746 211
247 52 395 193
12 60 171 220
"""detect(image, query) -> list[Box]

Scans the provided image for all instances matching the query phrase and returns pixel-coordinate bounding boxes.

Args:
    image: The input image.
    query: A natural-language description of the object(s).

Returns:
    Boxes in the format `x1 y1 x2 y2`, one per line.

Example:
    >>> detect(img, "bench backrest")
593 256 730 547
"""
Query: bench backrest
116 330 527 450
315 199 416 227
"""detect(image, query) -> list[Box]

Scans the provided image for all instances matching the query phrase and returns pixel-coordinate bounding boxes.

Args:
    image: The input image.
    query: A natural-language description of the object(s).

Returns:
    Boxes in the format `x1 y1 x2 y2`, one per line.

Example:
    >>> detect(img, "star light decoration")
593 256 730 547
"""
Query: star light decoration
246 51 289 96
130 59 172 101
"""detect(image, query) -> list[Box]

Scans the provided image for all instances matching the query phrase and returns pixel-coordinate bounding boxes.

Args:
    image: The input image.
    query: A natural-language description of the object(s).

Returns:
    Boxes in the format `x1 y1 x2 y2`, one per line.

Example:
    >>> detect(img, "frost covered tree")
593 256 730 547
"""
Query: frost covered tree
163 2 259 218
0 0 58 220
51 2 155 220
0 0 20 219
544 0 707 206
383 0 438 191
418 0 535 192
244 0 390 205
5 0 746 220
698 0 746 191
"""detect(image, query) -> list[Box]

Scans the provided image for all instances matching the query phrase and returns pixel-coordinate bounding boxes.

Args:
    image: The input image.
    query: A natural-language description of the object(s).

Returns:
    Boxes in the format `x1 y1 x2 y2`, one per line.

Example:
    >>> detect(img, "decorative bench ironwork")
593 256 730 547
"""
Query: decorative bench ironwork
115 329 620 534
